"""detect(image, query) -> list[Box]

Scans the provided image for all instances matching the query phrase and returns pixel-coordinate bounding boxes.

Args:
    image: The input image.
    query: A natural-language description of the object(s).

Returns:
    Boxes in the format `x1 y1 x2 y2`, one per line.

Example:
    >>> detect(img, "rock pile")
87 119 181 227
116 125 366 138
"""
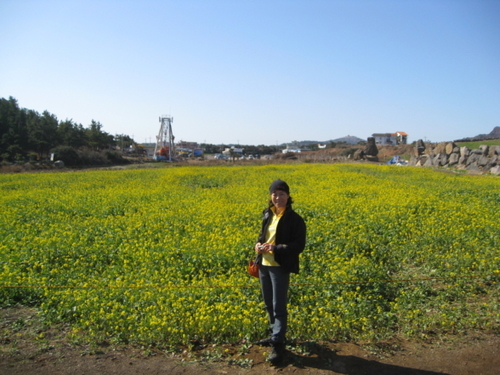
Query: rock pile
353 137 379 162
409 140 500 174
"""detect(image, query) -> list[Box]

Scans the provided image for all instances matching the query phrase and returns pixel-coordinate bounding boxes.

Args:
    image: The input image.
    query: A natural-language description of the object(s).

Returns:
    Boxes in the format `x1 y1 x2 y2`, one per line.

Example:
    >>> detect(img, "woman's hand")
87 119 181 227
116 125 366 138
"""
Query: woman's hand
255 243 263 253
256 243 275 253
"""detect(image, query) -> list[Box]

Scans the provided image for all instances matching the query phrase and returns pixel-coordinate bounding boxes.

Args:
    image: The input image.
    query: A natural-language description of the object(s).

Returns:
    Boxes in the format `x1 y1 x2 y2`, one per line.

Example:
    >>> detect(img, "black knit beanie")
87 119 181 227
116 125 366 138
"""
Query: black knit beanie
269 179 290 194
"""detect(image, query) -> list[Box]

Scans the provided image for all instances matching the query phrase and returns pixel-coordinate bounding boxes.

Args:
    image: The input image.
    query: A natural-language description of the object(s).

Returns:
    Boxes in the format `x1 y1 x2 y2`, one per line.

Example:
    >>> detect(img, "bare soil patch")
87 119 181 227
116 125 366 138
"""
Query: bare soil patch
1 306 499 375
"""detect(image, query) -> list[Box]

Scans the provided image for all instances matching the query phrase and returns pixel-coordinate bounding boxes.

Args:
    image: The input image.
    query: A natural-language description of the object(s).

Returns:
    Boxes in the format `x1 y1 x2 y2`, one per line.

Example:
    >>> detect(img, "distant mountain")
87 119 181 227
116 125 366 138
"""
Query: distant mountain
331 135 365 144
486 126 500 138
286 135 365 147
455 127 500 142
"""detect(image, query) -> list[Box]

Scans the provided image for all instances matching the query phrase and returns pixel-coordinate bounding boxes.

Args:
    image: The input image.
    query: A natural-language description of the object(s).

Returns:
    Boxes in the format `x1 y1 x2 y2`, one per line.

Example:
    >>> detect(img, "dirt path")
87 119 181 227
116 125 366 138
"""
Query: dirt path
1 307 499 375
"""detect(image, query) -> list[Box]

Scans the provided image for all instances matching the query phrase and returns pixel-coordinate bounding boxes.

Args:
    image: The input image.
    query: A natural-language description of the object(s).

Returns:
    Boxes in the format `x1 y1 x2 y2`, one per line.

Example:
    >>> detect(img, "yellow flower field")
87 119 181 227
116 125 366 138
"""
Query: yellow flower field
1 164 499 345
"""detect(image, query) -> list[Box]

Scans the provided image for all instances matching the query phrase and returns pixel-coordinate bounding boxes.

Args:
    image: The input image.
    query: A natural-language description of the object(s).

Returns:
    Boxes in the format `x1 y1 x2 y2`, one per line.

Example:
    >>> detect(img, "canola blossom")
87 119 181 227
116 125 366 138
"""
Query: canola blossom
1 164 499 345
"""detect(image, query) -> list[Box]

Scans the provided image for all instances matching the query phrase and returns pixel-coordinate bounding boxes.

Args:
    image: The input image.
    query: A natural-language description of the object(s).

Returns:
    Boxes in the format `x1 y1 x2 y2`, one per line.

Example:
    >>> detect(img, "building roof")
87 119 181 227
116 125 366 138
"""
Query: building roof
372 132 408 137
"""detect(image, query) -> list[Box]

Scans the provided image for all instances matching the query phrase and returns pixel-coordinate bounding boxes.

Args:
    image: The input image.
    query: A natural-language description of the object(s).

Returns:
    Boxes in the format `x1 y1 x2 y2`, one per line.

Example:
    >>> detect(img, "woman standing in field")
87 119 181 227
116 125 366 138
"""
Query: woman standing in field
254 179 306 365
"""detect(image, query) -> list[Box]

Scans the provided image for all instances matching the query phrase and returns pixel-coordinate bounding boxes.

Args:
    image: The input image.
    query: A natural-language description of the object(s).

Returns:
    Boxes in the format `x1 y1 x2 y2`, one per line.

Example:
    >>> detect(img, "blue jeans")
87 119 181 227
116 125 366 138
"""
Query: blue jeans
259 265 290 343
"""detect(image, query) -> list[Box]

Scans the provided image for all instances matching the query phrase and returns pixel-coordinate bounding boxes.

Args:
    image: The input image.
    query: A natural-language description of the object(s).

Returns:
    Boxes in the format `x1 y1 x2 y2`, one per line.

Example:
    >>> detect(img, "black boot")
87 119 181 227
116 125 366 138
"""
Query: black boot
255 327 274 346
268 342 285 365
254 337 273 346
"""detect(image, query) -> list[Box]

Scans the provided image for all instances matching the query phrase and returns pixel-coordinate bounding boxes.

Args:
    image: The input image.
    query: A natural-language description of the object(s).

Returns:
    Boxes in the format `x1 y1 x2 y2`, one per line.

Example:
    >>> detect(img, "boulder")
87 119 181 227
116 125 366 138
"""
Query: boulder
479 145 489 155
353 149 364 161
460 146 470 157
433 142 447 155
466 153 479 166
489 145 500 156
485 155 498 169
445 142 456 155
365 155 379 162
415 139 426 156
466 161 481 172
478 155 490 167
419 155 429 166
440 154 448 166
448 153 459 166
433 154 441 165
424 156 434 167
490 165 500 175
364 137 378 157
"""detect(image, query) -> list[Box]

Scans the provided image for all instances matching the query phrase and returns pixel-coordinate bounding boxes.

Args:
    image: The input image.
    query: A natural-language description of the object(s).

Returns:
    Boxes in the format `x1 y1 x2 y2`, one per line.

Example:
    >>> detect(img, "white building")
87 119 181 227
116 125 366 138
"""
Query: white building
372 132 408 145
282 147 301 153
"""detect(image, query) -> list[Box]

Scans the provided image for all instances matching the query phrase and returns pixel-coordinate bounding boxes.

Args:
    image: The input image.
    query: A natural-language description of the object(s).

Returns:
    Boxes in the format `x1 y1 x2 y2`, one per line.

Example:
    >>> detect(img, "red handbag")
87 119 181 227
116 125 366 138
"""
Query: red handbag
248 254 261 278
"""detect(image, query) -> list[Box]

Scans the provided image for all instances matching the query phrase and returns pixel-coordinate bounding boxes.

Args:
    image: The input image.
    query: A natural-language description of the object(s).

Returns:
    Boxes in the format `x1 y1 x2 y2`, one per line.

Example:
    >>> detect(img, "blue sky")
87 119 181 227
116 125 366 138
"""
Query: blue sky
1 0 499 145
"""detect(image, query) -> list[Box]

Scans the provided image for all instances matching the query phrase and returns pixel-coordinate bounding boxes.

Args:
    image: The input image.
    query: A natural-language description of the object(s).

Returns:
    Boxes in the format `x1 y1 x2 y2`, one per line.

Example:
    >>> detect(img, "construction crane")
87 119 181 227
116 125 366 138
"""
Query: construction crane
154 115 175 161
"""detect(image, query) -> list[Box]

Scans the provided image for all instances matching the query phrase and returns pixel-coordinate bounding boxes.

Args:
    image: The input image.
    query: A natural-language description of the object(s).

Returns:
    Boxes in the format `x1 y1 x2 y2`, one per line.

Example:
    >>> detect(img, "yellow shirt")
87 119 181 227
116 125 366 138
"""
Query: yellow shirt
262 207 284 266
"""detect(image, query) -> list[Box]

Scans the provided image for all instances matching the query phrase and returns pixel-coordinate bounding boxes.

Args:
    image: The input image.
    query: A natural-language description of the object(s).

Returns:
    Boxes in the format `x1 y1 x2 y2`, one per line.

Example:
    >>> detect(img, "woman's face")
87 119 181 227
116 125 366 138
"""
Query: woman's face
271 190 289 209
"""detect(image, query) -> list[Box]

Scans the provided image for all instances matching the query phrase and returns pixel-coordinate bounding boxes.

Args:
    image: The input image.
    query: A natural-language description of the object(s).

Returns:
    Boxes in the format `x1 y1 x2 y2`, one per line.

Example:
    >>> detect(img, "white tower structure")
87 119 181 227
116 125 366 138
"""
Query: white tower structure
154 115 175 161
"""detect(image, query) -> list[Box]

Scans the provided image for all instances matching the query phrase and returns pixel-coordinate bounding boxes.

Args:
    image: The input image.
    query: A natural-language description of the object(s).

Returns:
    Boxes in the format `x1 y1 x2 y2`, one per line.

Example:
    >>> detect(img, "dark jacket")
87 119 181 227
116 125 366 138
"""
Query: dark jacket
257 207 306 274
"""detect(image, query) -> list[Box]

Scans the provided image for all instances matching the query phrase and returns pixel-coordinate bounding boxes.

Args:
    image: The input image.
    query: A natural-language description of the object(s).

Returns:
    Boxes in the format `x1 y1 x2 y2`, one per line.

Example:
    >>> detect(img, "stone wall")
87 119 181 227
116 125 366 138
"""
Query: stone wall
409 140 500 175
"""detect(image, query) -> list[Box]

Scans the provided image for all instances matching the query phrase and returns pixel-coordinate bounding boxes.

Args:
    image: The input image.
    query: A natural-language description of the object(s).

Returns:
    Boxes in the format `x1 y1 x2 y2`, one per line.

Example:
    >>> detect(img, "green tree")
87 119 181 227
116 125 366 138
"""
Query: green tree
0 97 30 160
86 120 115 150
58 119 87 149
0 97 135 163
115 134 135 151
27 110 59 158
306 143 319 151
